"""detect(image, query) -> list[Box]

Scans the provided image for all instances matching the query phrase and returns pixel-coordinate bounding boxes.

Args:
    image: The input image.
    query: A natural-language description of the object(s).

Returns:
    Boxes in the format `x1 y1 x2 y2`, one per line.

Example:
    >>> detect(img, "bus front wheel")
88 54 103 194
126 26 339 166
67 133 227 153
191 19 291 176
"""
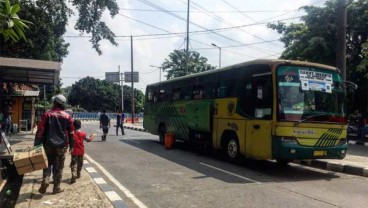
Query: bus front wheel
158 124 166 144
223 134 240 162
276 159 292 166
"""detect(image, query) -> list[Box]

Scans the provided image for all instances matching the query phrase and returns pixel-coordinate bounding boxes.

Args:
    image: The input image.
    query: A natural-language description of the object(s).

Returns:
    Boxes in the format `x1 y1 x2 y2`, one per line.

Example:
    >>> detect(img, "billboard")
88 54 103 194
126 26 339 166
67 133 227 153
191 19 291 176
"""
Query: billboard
124 72 139 82
105 72 120 83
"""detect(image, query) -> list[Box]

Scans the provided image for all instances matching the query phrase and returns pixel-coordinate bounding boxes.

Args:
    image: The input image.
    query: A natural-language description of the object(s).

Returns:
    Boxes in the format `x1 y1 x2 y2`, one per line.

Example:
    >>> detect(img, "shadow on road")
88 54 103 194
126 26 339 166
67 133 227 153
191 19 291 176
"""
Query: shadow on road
120 138 340 184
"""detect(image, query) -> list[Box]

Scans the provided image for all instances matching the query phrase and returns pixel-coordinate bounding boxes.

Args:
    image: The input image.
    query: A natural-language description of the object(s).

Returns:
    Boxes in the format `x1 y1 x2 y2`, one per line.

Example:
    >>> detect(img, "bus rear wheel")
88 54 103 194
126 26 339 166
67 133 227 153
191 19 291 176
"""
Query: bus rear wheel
158 124 166 144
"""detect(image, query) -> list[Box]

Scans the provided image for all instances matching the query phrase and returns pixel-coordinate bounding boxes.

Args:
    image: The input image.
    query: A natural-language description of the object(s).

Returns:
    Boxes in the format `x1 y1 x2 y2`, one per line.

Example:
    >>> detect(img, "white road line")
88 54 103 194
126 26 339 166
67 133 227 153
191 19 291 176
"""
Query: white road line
105 191 123 202
85 154 148 208
84 160 89 164
200 162 262 184
85 167 97 173
94 177 107 185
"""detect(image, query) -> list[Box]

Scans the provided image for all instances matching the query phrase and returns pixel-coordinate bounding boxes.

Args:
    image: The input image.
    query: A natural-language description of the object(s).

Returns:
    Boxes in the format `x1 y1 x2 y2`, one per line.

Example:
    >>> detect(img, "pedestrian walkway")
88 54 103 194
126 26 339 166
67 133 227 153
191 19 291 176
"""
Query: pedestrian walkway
0 132 113 208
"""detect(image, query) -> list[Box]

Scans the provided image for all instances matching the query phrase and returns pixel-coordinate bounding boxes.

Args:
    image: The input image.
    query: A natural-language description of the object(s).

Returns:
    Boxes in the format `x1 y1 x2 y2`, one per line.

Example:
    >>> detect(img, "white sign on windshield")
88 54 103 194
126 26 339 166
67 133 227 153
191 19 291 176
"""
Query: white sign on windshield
299 70 333 83
299 70 332 93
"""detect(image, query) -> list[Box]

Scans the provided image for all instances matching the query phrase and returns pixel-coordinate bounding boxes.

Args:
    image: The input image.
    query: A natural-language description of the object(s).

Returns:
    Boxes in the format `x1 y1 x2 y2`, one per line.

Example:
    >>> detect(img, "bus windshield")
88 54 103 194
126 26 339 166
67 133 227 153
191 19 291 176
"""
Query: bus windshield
277 65 346 124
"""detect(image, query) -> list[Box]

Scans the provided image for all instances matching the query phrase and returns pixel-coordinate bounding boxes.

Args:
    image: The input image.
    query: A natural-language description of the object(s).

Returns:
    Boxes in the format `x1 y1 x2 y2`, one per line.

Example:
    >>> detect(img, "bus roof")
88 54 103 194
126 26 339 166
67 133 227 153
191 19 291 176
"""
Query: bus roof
147 59 339 87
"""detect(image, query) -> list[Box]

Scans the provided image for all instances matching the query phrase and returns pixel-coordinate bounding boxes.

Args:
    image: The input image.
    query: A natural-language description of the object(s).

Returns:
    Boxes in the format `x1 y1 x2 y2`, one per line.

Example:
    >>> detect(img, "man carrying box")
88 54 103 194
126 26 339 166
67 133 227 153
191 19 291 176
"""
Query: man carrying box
34 94 74 194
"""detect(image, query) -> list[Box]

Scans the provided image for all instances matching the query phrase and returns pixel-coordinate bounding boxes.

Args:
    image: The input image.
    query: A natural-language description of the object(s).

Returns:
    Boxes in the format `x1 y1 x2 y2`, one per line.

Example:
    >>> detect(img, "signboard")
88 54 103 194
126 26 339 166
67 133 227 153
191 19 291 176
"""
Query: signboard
105 72 120 83
124 72 139 82
299 70 332 93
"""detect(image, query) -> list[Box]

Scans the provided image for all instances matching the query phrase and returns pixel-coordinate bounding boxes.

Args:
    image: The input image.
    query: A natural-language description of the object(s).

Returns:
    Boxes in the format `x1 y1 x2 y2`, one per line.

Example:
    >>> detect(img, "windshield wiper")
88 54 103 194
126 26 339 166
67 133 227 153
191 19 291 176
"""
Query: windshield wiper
294 113 331 126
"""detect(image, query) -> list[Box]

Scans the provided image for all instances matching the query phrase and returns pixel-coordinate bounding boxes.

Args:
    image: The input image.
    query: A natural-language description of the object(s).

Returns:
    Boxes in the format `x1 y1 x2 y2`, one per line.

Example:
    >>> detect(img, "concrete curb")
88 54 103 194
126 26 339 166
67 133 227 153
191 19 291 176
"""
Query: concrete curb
294 159 368 177
83 159 127 208
123 125 146 132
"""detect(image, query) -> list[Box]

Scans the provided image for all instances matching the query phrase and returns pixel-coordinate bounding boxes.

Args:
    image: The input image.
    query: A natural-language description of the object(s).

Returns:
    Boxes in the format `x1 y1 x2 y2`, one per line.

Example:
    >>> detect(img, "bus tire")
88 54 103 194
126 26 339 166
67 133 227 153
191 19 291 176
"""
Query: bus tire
222 133 240 162
158 124 166 144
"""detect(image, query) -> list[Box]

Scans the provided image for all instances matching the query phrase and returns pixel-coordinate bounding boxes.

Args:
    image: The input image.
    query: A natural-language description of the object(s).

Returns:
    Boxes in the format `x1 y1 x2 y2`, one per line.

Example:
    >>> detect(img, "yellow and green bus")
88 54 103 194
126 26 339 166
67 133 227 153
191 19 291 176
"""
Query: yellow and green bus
143 59 348 164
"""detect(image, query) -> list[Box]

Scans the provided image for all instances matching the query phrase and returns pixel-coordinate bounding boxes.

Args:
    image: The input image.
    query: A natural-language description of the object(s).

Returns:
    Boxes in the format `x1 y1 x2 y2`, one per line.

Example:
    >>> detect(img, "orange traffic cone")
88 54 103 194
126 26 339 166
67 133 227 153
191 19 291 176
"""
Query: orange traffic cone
164 133 174 149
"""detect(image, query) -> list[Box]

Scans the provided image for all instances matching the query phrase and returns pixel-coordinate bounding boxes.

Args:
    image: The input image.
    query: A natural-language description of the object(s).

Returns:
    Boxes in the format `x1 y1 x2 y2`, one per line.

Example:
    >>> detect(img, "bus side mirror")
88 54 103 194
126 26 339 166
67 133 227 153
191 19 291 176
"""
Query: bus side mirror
343 81 358 90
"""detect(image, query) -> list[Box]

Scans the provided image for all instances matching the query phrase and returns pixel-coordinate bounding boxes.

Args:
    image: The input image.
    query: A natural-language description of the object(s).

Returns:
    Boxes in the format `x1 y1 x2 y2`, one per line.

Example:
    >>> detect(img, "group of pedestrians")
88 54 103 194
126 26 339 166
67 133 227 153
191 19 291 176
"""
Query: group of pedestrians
99 110 125 141
34 94 126 194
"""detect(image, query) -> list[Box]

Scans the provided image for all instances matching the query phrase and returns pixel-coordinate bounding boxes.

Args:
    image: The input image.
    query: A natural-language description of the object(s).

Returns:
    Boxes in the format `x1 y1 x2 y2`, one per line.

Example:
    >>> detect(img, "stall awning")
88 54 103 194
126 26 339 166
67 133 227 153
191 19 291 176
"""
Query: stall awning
0 57 61 85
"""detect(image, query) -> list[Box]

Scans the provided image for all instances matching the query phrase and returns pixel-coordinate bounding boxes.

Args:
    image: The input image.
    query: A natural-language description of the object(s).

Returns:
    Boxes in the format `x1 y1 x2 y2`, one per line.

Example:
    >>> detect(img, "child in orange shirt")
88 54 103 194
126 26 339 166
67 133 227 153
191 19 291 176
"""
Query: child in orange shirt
70 120 95 183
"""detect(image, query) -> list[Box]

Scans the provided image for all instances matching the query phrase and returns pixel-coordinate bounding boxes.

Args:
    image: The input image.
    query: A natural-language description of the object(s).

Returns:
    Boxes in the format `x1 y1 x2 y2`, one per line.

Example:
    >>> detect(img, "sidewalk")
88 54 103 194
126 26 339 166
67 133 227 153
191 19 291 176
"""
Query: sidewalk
1 132 113 208
297 141 368 177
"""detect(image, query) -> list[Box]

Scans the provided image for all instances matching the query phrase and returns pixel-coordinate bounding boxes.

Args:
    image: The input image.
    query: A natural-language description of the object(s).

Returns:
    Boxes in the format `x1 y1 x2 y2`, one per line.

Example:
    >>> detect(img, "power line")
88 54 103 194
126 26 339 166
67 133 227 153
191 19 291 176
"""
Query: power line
136 0 248 45
64 15 304 39
186 0 281 54
119 8 297 13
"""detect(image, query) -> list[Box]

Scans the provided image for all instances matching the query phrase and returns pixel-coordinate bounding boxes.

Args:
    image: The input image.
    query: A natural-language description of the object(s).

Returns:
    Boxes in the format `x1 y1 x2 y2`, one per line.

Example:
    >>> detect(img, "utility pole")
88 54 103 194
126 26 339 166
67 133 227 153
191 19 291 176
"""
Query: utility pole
336 0 346 81
131 35 135 124
211 43 222 69
185 0 190 75
119 65 124 112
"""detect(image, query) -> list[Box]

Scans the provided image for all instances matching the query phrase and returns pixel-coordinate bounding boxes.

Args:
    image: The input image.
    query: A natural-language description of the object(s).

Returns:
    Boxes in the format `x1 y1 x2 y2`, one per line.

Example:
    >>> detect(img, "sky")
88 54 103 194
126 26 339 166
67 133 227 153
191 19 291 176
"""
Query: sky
61 0 327 92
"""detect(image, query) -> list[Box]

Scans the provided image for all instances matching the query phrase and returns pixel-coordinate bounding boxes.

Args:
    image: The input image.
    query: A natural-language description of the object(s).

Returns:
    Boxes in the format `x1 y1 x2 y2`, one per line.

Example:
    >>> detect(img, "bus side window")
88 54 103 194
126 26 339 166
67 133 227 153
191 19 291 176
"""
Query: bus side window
252 74 272 119
153 93 158 103
147 90 153 102
172 88 181 101
193 85 204 100
159 89 166 101
217 80 235 98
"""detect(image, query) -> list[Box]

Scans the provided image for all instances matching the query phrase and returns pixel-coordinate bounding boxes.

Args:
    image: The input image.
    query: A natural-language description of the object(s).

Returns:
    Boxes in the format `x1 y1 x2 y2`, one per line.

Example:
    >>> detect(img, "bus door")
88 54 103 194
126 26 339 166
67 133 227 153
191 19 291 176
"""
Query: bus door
246 72 273 159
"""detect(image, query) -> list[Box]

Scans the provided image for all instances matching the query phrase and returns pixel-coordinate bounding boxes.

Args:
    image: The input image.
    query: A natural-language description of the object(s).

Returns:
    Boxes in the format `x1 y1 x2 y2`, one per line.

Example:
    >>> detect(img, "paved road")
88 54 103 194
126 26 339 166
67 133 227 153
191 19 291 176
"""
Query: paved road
82 121 368 208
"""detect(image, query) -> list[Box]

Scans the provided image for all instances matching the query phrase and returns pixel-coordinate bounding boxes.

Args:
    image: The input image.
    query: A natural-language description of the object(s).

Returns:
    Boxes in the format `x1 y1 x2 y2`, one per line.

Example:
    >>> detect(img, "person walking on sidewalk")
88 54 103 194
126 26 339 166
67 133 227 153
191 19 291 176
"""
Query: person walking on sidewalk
116 110 125 136
70 120 95 184
99 110 110 141
34 94 74 194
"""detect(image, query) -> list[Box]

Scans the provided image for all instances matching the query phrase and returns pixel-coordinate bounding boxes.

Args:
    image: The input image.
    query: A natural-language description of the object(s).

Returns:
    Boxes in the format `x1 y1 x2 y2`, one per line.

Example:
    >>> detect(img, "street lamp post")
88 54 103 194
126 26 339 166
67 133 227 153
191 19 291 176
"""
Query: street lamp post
149 65 162 82
211 43 221 69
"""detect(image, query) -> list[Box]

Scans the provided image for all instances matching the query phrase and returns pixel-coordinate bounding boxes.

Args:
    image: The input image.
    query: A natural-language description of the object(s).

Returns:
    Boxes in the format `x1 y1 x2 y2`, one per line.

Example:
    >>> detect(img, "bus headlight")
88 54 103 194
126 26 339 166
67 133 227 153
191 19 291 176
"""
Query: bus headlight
280 136 298 144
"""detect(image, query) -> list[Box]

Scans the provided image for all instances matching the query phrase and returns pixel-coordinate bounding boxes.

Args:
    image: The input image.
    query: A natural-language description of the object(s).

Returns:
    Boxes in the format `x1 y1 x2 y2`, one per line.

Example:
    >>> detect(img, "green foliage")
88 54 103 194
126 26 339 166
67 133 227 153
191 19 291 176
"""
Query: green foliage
0 0 31 42
67 77 144 113
268 0 368 114
267 1 338 65
0 0 119 61
71 0 119 55
161 49 215 79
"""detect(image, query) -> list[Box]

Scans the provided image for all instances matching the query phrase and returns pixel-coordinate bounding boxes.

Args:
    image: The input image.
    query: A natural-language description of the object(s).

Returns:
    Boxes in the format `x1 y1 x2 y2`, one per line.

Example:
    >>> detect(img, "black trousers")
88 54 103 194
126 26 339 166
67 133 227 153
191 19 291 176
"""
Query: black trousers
116 124 125 135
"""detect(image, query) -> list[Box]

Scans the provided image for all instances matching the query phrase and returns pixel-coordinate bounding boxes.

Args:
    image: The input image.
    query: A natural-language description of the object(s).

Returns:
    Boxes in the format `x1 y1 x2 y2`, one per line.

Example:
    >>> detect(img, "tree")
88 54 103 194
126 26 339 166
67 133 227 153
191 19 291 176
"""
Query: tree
67 77 144 113
267 1 338 65
0 0 119 61
267 0 368 114
0 0 30 42
161 49 215 79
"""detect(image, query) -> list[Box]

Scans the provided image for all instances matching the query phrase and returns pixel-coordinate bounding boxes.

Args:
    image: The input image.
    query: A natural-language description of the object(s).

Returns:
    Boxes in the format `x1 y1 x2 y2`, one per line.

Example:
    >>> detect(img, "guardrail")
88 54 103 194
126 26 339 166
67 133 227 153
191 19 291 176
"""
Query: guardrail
71 112 143 122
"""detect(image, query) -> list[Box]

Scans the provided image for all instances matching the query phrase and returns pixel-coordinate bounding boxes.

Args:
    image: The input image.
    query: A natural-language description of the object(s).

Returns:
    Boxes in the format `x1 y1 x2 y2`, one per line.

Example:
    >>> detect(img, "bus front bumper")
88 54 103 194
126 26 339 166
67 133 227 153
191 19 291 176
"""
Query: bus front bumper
272 138 347 160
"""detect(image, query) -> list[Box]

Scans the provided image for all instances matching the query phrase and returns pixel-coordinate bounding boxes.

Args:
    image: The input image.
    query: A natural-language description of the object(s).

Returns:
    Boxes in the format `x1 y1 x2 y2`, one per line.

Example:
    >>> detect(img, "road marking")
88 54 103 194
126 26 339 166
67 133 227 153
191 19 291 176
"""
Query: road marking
85 167 97 173
105 191 123 201
200 162 262 184
85 154 148 208
94 177 107 185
